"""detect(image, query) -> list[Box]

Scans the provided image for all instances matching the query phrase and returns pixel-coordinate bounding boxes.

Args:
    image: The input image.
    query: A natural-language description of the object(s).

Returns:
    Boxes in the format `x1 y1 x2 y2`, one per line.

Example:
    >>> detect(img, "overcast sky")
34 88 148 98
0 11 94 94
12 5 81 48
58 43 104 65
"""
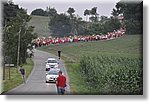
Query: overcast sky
12 0 120 19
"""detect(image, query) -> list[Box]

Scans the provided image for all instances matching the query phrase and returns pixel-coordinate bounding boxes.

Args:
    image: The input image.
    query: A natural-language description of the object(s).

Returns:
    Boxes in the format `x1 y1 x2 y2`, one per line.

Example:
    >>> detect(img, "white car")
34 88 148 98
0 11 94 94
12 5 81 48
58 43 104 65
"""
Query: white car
45 57 59 71
45 70 59 83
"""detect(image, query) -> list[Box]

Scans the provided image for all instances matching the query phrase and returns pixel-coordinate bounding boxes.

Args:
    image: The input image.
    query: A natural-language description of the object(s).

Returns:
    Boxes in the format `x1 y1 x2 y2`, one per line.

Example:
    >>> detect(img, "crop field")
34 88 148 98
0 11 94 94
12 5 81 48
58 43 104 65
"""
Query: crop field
80 55 142 94
38 34 143 94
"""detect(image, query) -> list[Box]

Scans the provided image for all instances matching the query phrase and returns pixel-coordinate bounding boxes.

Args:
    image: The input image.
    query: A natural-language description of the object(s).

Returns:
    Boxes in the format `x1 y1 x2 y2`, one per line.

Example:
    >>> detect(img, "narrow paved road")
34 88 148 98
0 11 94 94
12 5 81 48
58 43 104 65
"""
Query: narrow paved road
5 50 70 95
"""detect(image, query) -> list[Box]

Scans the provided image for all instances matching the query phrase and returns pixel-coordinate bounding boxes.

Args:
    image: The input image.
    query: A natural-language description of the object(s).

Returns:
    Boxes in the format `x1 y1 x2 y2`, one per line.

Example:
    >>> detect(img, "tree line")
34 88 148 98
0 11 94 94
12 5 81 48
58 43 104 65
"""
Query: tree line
31 6 121 37
112 1 143 34
2 1 36 66
31 1 142 37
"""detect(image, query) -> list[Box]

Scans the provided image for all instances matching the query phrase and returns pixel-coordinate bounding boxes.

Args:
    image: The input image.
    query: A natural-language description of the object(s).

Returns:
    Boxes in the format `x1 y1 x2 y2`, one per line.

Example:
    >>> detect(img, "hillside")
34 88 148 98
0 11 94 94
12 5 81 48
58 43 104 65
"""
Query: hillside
30 15 142 94
38 35 142 62
38 34 142 94
28 15 50 37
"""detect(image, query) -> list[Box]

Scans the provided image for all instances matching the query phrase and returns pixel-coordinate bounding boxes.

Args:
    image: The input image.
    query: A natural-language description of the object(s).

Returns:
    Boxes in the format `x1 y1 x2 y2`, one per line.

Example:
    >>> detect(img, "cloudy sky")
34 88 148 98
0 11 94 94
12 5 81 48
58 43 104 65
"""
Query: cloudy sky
12 0 119 19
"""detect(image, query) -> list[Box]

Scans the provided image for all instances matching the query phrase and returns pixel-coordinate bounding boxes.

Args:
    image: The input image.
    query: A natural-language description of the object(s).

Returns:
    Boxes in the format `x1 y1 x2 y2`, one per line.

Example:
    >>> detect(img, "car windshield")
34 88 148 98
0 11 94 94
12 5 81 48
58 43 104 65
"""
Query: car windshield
48 71 58 75
47 60 57 63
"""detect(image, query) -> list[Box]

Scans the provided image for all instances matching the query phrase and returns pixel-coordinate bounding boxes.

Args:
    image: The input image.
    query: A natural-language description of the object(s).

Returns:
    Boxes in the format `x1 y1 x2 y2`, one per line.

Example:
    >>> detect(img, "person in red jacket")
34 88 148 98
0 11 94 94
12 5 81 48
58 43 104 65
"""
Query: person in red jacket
56 70 66 95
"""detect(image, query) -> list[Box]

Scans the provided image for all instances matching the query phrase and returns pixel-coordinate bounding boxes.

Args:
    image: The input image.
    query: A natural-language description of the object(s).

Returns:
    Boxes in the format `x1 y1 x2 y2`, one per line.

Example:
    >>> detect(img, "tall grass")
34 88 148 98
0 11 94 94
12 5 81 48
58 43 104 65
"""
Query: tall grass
80 55 143 94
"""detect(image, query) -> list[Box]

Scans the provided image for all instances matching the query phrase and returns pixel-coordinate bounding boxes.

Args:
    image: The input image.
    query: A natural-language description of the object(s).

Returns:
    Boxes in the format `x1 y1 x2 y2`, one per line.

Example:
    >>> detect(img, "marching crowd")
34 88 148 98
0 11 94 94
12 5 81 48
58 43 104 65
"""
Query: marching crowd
32 28 126 48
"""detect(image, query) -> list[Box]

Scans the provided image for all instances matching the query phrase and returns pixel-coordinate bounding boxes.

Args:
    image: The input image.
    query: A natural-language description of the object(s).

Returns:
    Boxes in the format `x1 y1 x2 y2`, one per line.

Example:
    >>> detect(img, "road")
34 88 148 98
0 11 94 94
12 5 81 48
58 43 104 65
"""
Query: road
5 50 70 95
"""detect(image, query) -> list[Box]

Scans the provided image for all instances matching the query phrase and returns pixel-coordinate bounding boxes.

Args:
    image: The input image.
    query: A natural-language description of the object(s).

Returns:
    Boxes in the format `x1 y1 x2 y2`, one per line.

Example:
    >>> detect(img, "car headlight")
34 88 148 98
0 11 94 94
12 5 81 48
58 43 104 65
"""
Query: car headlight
46 76 52 79
46 76 49 80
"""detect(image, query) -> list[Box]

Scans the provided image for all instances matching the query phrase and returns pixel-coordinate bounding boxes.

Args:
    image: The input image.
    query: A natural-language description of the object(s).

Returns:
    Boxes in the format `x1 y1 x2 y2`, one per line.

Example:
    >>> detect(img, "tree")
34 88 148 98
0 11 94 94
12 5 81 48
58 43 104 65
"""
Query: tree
90 7 99 22
3 1 20 26
103 17 121 33
100 16 108 22
86 15 121 35
67 7 75 18
46 6 57 17
71 15 86 36
89 16 95 22
48 12 86 37
31 8 46 16
48 14 72 37
112 1 143 34
90 7 97 15
67 7 78 35
84 9 90 22
111 8 119 17
3 1 35 65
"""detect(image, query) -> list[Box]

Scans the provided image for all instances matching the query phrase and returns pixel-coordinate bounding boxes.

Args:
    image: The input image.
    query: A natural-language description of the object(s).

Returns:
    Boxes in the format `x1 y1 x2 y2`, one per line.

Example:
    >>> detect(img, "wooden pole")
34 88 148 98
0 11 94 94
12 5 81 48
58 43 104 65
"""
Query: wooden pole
8 67 10 80
16 27 21 70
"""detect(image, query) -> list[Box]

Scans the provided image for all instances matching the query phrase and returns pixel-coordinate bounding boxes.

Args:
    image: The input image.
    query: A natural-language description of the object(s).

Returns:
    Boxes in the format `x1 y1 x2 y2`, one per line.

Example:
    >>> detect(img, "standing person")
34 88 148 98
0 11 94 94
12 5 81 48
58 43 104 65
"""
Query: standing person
56 71 66 95
58 51 61 59
19 65 26 84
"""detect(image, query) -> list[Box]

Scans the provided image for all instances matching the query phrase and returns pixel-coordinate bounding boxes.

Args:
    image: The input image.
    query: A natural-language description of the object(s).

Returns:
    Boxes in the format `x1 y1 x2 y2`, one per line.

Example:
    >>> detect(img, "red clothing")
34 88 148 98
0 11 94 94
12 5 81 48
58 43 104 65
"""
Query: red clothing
56 75 66 88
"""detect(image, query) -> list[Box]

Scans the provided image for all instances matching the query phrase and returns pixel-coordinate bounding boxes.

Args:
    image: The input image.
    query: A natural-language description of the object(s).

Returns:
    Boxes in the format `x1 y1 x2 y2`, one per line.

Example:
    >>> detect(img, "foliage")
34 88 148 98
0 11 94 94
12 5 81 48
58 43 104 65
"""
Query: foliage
83 6 122 35
30 6 123 37
29 2 142 37
86 17 121 35
87 23 104 34
3 1 19 25
111 8 119 17
48 14 72 37
103 18 121 33
31 8 47 16
112 1 143 34
3 1 36 65
84 9 90 21
89 7 99 22
83 7 98 22
80 55 143 94
31 7 57 17
45 6 57 17
67 7 77 35
67 7 75 18
48 8 86 37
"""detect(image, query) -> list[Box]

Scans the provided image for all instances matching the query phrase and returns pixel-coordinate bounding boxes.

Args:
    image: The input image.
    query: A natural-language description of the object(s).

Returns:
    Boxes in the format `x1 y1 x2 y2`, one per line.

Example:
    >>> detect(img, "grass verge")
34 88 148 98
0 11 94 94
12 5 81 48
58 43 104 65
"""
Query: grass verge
2 58 34 93
64 61 91 94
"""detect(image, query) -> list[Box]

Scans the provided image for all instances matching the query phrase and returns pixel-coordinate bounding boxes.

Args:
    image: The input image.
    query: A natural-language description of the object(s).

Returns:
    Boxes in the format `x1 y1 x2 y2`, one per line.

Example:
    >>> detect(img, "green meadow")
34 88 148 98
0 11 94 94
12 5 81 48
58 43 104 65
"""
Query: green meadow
28 16 50 37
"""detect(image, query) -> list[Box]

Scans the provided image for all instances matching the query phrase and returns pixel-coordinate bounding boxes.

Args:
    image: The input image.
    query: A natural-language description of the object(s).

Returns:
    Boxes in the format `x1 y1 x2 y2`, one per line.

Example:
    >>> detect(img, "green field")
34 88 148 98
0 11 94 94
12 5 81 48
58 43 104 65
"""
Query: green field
80 55 142 94
38 34 143 94
28 15 50 37
38 35 142 61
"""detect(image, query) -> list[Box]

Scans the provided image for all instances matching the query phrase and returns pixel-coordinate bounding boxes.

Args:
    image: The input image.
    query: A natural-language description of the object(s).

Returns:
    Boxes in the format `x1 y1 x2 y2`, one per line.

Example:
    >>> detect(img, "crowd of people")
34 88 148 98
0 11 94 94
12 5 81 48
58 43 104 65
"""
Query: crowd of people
30 28 126 95
32 28 126 48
